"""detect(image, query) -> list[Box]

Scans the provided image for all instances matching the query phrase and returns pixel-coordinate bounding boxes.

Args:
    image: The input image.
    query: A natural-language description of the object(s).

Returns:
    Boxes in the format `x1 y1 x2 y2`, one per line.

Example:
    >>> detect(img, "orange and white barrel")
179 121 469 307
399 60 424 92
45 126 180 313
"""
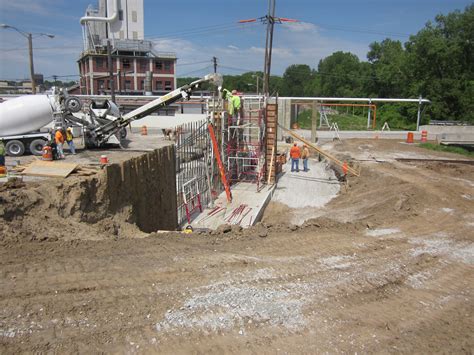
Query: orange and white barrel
406 132 414 143
421 130 428 142
42 146 53 161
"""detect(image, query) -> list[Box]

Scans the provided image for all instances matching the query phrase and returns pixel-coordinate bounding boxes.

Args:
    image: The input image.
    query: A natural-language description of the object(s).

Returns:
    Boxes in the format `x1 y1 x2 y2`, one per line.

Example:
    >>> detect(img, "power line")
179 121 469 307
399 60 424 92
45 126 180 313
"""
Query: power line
0 46 82 52
176 60 211 67
178 65 213 77
219 65 260 73
306 21 411 38
145 22 244 39
147 22 259 42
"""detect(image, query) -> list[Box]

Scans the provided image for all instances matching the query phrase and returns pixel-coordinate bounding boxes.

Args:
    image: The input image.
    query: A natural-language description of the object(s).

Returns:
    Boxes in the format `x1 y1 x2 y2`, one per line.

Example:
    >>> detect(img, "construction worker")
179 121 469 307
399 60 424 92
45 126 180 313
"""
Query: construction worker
55 129 65 159
222 88 241 125
65 127 76 155
301 144 310 172
0 139 5 167
290 143 301 172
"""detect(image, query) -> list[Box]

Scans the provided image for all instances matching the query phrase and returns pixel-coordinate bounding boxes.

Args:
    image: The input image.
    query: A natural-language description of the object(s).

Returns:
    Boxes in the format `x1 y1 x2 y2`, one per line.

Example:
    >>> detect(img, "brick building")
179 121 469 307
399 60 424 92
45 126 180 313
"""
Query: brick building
78 0 176 95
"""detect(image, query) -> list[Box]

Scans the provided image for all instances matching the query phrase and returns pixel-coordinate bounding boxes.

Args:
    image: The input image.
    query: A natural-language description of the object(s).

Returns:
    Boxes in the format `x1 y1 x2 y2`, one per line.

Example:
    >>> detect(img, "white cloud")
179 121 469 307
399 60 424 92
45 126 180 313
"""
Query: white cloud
150 25 369 78
0 30 83 79
281 21 318 33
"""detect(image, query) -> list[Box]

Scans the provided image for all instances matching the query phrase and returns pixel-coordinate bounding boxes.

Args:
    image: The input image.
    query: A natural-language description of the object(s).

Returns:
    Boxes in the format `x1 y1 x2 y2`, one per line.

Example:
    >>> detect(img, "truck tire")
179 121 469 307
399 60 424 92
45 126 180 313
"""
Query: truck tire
6 140 25 157
29 139 47 156
120 128 127 139
65 96 82 113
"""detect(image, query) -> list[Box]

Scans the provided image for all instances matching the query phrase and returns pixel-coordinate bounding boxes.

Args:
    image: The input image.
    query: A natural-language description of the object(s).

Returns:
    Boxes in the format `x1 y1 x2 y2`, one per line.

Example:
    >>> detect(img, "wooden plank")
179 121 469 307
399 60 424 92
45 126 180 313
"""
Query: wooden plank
22 160 79 178
279 124 360 177
267 146 275 185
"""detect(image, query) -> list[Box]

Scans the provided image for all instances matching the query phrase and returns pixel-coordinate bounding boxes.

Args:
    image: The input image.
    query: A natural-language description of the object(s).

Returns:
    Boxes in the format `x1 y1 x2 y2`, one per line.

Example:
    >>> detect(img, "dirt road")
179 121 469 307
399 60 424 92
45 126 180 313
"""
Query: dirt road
1 139 473 353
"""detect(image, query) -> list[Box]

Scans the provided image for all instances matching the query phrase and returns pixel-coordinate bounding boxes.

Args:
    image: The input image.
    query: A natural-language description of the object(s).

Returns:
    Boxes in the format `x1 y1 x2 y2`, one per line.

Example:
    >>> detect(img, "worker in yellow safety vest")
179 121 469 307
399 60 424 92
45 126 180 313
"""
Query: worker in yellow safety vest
222 88 241 125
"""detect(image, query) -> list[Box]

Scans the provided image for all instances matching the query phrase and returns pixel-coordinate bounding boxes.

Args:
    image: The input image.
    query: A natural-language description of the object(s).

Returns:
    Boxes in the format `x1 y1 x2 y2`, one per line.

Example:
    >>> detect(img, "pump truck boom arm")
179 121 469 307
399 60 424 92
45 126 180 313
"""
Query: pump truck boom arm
93 73 223 144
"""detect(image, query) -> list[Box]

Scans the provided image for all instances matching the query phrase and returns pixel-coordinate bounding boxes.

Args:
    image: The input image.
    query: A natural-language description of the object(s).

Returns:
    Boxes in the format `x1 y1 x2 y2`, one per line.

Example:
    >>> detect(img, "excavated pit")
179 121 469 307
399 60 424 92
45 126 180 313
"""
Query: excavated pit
0 146 178 244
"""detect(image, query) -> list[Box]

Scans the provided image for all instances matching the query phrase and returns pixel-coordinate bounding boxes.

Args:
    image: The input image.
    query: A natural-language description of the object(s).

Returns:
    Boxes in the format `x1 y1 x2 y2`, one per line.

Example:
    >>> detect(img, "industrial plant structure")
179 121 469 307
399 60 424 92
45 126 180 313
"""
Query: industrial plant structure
78 0 177 95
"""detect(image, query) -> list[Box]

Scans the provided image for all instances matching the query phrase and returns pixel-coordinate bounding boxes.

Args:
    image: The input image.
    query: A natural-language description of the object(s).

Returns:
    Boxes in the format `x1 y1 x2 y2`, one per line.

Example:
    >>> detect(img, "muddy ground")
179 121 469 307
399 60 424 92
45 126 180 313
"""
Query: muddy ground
0 139 473 353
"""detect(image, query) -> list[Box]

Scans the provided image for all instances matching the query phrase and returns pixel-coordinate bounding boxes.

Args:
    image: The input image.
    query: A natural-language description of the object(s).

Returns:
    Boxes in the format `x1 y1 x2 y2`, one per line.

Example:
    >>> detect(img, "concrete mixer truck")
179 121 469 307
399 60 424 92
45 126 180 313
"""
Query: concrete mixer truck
0 73 223 156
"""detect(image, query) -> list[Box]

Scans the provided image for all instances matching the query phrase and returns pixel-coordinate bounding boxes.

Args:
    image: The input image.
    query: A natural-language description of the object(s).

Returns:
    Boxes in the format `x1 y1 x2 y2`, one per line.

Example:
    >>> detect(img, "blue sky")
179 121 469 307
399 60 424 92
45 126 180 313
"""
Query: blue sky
0 0 471 81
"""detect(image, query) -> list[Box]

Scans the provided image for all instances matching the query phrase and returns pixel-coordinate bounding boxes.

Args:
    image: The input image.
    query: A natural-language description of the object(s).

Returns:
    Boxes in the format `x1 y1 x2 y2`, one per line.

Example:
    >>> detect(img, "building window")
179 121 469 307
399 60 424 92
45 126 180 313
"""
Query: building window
98 80 105 89
122 59 131 69
119 10 124 21
140 80 145 89
120 31 124 39
164 61 171 71
132 10 137 22
133 31 138 40
165 81 172 90
156 81 163 90
155 61 163 70
140 60 148 71
96 57 105 69
125 80 132 90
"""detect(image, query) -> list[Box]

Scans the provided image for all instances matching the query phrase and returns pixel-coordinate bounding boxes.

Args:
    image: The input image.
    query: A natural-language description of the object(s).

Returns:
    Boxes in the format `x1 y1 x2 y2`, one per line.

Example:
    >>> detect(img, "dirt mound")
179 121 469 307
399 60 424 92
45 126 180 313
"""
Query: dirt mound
0 172 145 245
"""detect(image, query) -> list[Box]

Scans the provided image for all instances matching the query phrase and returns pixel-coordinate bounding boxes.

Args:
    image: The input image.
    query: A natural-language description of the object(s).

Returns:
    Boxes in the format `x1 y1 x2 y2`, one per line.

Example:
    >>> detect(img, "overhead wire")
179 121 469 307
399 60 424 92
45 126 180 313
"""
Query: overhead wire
145 22 244 39
147 22 259 42
218 62 407 85
178 65 213 77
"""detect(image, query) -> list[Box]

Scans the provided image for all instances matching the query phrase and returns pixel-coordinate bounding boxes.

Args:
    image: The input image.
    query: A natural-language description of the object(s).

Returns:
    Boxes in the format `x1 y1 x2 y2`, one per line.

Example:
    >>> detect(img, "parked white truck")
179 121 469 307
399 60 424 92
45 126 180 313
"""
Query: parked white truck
0 95 57 156
0 73 223 156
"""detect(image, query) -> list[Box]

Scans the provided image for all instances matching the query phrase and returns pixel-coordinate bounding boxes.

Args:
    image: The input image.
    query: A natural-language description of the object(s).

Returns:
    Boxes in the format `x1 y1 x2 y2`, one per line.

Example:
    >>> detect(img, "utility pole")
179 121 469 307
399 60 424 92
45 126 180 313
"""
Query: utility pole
27 33 36 94
107 40 116 103
262 0 276 97
213 56 218 73
1 24 54 95
117 69 121 95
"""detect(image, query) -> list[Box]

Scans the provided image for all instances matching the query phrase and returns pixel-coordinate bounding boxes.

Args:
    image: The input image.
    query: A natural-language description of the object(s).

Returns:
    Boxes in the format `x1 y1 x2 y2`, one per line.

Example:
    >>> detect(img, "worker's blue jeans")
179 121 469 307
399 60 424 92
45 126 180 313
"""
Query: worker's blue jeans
67 140 76 154
0 155 4 166
303 158 308 171
291 158 299 172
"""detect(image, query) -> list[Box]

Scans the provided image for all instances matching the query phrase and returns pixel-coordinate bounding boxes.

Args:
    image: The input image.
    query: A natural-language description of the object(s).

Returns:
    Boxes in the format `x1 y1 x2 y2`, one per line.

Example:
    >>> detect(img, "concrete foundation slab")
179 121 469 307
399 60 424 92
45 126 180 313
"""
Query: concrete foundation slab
191 182 275 230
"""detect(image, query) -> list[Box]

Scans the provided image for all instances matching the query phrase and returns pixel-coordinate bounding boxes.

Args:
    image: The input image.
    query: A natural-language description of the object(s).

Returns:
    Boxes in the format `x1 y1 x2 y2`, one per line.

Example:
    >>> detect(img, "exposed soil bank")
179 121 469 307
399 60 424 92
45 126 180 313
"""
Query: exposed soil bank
0 146 177 244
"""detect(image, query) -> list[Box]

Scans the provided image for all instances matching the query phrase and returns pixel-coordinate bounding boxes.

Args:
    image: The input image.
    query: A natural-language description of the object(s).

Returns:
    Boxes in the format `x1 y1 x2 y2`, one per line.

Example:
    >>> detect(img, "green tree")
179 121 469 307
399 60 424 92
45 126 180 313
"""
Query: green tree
316 51 369 97
404 4 474 121
280 64 313 96
367 39 407 97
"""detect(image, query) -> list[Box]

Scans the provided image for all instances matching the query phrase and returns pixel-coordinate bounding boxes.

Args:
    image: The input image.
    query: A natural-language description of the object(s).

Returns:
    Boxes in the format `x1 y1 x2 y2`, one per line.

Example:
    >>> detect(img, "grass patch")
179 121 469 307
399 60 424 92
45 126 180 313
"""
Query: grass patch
296 110 370 130
419 143 474 157
295 109 414 131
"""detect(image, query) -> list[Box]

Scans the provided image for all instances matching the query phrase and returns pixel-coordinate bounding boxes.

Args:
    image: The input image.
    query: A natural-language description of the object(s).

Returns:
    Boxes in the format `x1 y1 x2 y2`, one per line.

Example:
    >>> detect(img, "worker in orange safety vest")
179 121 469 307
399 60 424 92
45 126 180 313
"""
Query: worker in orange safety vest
290 143 301 172
55 129 65 159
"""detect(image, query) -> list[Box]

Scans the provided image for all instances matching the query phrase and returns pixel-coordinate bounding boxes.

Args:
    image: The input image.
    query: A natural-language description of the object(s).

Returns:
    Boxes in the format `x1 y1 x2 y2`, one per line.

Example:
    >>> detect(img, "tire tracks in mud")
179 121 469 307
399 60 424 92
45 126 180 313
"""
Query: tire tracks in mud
1 139 473 353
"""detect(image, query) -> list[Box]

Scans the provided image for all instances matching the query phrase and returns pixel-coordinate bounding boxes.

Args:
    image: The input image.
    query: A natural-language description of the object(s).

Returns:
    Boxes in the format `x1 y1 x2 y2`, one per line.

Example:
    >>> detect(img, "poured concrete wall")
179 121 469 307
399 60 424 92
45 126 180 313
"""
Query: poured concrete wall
104 145 177 232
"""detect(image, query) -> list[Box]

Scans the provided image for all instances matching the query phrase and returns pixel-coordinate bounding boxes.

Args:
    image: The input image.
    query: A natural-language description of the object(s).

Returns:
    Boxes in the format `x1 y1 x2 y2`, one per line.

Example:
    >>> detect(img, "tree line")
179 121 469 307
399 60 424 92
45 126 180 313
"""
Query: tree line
180 5 473 125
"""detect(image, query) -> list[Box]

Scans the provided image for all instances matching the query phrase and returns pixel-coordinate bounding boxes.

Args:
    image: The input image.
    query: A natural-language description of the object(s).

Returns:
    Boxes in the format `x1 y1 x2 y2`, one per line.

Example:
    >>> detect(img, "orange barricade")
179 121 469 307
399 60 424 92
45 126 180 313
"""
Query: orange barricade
100 155 108 164
406 132 414 143
42 146 53 161
421 130 428 142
